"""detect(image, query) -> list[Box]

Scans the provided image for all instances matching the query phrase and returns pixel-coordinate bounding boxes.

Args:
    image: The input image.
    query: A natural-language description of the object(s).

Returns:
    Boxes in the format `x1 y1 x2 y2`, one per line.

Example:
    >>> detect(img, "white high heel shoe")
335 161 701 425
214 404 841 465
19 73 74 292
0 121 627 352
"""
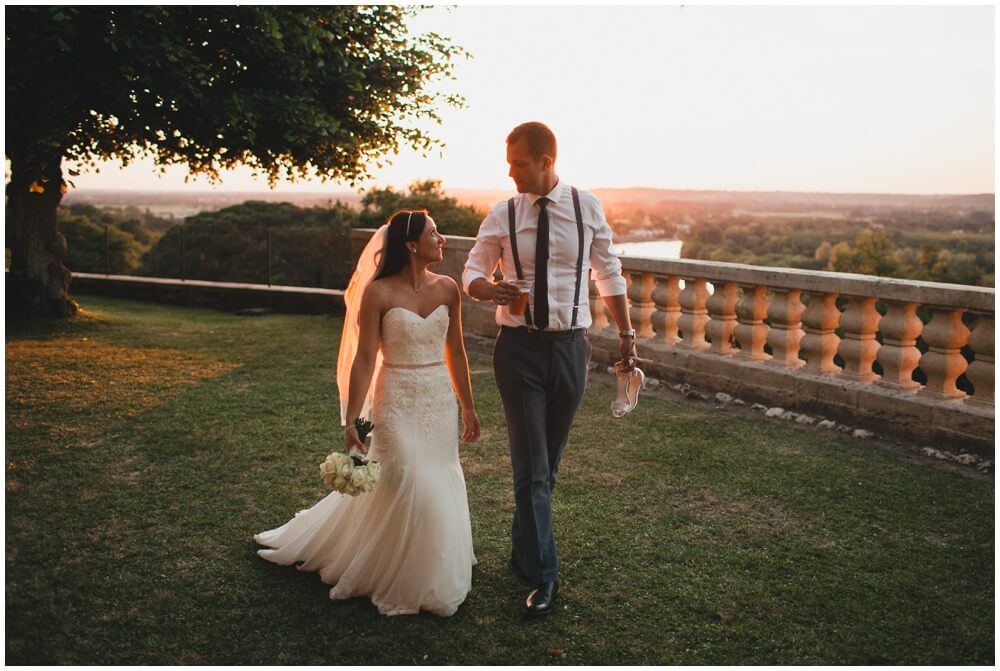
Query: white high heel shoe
611 359 646 418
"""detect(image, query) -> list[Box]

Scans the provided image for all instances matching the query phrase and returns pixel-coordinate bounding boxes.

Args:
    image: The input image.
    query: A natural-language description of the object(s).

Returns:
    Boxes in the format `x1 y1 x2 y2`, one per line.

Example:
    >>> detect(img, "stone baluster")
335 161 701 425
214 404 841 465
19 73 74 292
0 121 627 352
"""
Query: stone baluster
919 306 970 399
964 312 994 406
799 292 841 374
734 285 770 360
875 300 922 391
837 296 881 382
651 275 681 345
589 278 610 331
626 271 656 339
706 281 738 354
767 289 805 368
677 277 710 350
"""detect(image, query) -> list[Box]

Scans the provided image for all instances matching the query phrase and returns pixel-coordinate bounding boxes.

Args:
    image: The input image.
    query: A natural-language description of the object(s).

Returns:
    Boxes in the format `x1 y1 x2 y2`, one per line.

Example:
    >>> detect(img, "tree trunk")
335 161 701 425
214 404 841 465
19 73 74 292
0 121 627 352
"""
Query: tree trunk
6 153 78 318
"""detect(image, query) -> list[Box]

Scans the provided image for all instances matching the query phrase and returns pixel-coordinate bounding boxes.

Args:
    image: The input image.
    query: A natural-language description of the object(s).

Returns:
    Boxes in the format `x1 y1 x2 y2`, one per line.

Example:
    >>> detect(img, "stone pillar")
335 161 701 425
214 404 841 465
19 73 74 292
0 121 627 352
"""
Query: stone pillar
919 306 970 399
875 300 922 391
651 274 681 346
677 277 710 350
767 289 805 368
589 278 610 331
837 296 881 382
706 281 738 355
626 271 656 339
965 312 994 406
735 284 770 360
799 292 841 374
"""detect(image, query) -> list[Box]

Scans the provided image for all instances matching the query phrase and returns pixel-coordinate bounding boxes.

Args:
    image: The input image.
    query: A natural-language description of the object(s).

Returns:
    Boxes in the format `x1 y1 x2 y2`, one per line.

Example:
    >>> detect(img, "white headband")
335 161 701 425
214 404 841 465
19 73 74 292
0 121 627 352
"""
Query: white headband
405 211 415 239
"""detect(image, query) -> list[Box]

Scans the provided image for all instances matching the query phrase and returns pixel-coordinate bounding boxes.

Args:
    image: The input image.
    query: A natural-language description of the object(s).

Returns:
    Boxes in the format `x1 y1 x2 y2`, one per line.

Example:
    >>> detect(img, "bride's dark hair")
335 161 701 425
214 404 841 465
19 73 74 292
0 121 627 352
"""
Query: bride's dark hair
374 209 429 281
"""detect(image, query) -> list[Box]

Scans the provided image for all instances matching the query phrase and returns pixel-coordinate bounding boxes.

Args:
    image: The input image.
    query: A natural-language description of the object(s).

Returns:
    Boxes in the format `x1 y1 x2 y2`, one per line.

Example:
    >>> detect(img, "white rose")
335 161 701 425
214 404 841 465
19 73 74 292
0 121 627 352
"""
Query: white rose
350 469 366 488
338 461 353 478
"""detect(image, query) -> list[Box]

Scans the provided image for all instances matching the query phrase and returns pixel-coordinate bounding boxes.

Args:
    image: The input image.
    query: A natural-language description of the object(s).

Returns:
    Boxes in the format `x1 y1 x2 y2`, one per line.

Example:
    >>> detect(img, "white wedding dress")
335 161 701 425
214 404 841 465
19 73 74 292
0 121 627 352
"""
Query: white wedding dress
255 304 476 616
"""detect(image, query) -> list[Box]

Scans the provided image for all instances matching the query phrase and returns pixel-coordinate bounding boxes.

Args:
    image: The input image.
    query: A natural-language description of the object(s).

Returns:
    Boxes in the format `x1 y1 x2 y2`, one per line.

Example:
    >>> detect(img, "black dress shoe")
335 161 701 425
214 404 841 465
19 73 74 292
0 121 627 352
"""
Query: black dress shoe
524 581 559 618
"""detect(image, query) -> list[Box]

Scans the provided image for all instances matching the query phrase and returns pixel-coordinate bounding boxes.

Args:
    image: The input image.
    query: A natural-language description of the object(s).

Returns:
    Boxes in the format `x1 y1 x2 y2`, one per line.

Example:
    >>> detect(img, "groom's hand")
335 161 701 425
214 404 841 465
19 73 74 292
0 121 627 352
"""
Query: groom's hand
492 280 521 306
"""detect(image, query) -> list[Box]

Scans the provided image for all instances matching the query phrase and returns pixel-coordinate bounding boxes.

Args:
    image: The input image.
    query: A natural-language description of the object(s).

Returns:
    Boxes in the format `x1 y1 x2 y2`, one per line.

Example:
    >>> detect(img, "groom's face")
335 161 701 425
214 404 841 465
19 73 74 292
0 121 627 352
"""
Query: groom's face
506 139 551 195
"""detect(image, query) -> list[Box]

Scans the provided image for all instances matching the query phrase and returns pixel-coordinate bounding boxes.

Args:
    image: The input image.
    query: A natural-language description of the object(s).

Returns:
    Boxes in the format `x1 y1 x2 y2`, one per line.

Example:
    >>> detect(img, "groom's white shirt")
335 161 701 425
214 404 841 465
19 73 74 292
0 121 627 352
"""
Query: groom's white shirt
462 180 627 331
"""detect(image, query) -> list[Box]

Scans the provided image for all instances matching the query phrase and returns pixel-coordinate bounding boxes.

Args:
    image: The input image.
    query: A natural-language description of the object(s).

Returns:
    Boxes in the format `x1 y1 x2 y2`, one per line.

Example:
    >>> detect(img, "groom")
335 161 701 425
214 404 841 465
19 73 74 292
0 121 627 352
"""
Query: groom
463 122 636 618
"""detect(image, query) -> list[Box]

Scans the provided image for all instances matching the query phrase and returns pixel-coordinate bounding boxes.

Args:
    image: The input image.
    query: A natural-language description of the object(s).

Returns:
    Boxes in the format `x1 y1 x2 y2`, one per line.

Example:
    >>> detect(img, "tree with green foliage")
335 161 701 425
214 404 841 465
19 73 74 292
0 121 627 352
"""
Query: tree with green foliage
828 230 897 276
6 6 464 316
59 210 145 275
356 180 485 237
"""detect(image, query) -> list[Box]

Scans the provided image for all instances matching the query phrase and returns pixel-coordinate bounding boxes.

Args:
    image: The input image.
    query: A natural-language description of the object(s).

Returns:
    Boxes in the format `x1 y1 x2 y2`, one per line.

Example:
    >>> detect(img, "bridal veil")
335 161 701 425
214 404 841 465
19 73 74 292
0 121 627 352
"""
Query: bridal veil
336 224 388 426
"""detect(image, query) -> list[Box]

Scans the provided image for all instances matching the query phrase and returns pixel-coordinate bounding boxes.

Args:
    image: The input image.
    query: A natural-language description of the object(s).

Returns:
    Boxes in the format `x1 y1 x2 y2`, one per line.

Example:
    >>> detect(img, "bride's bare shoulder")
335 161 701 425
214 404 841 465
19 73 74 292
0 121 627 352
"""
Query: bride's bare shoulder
425 274 460 313
428 273 459 298
428 272 458 290
362 278 393 307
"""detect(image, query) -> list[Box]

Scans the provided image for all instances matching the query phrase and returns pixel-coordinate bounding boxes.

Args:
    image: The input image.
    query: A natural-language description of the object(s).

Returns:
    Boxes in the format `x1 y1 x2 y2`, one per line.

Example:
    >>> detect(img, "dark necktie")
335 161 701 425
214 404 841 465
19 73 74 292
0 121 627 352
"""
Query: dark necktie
534 197 550 330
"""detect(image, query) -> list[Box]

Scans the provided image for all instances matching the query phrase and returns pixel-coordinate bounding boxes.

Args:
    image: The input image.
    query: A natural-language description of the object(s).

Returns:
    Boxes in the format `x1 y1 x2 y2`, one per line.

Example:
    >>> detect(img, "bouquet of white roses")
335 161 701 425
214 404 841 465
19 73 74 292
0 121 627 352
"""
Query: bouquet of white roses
320 418 380 496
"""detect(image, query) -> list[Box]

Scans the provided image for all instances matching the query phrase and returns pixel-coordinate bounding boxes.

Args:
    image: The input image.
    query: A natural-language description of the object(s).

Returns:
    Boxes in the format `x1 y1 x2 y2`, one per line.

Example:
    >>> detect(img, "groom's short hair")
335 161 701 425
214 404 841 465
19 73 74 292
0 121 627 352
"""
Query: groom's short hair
507 122 557 160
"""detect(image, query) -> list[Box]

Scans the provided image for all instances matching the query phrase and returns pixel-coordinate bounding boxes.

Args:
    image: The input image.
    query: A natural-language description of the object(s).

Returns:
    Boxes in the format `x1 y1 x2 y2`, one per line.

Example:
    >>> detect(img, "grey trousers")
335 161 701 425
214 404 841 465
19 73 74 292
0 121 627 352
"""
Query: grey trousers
493 326 591 585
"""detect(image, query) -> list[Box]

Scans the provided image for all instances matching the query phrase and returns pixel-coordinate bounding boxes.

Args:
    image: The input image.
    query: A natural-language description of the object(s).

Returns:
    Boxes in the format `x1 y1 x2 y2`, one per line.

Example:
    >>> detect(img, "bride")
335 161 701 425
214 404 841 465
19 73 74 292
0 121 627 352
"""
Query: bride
254 209 481 616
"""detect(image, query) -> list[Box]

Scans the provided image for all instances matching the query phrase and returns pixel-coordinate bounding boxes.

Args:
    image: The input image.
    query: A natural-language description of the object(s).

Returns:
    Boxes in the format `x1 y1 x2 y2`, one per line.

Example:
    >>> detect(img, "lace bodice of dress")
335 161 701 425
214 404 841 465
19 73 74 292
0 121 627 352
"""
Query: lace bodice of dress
380 305 449 366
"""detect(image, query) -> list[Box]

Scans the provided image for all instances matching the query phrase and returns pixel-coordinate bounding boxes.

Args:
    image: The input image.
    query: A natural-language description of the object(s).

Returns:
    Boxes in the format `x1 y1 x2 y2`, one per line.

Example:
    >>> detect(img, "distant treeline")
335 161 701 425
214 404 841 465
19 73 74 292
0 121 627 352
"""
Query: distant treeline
679 210 994 287
47 181 484 288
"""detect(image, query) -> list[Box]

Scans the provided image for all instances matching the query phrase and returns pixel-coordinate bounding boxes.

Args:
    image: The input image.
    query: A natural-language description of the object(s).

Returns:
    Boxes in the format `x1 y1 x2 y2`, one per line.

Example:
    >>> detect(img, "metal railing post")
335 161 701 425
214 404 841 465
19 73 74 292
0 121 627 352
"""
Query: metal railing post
180 223 186 281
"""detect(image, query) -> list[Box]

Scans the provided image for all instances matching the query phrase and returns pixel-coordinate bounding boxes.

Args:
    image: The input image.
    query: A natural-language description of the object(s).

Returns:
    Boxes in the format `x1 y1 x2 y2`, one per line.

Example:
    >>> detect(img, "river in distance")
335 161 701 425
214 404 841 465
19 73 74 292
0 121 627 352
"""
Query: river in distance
614 239 683 260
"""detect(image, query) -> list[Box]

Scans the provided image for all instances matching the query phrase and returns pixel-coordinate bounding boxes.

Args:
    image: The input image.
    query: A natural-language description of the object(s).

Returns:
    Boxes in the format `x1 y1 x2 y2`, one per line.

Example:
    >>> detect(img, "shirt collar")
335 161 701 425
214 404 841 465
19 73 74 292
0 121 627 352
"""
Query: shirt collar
527 178 567 207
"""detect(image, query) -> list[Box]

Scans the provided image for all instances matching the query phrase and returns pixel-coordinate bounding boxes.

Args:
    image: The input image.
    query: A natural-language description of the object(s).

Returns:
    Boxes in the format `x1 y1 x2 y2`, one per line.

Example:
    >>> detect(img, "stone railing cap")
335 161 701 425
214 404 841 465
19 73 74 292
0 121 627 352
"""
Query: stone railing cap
618 256 994 312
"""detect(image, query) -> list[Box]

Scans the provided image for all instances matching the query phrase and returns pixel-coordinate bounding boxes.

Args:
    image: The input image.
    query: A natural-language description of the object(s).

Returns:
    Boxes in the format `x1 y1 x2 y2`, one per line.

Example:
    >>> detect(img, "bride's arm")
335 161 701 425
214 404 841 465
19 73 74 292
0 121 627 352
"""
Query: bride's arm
344 285 382 450
444 279 481 443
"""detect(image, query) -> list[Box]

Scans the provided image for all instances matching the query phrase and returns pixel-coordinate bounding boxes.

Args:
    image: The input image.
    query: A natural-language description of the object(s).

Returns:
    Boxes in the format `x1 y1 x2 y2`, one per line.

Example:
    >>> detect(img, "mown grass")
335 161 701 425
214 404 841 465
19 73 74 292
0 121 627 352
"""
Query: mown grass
5 296 994 665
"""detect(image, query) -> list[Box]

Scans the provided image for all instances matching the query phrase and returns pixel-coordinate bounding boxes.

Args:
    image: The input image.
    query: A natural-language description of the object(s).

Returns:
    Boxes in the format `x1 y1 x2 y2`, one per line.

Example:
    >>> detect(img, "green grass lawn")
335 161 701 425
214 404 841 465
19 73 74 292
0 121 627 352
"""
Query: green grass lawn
5 296 994 665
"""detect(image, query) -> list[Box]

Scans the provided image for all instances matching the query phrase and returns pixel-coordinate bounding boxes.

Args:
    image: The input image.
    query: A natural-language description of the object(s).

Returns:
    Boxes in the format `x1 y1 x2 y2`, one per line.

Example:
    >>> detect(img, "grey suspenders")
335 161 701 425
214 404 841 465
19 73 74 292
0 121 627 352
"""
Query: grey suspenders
507 187 586 329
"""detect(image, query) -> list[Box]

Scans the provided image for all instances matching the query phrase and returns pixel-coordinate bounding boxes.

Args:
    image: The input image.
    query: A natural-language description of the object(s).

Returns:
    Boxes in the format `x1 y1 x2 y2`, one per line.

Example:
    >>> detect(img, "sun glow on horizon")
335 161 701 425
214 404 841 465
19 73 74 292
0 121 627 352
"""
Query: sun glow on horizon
64 5 994 196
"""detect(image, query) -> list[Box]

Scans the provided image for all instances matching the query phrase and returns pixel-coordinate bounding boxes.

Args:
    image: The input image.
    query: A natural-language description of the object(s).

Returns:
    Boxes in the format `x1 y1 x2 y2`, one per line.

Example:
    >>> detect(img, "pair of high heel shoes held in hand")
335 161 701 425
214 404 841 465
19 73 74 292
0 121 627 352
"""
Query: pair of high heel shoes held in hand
611 357 645 418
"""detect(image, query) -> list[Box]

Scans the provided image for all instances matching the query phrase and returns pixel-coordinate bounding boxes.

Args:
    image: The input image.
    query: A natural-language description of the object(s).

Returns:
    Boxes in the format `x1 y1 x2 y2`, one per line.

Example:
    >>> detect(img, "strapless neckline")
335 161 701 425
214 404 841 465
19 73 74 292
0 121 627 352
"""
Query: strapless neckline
384 304 448 321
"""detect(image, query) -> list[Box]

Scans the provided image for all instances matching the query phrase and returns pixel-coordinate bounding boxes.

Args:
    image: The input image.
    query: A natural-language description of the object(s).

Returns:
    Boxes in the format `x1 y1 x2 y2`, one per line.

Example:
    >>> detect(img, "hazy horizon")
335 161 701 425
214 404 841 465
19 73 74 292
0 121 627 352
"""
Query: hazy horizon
64 184 996 197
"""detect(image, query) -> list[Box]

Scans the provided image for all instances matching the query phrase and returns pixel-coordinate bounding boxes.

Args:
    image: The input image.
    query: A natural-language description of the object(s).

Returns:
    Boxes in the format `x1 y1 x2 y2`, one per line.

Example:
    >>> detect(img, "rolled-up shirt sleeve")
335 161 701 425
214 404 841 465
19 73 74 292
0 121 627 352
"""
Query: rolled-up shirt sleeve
589 201 628 297
462 210 503 296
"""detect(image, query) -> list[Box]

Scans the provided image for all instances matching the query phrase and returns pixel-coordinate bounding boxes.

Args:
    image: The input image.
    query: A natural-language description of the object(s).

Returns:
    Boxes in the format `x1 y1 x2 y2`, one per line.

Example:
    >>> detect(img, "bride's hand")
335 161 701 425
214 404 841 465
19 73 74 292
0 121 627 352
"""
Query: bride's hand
461 407 481 443
344 425 366 454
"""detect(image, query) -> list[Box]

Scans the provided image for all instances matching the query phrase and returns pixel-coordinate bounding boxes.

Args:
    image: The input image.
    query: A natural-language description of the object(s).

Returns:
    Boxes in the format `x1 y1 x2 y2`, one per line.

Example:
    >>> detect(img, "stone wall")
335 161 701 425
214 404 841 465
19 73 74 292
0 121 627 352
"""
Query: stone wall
71 273 344 315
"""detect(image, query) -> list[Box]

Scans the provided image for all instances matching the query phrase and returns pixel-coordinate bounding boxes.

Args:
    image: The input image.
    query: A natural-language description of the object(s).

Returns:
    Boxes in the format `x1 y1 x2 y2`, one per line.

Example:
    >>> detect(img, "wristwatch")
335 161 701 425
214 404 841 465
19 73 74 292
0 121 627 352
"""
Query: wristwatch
619 329 636 338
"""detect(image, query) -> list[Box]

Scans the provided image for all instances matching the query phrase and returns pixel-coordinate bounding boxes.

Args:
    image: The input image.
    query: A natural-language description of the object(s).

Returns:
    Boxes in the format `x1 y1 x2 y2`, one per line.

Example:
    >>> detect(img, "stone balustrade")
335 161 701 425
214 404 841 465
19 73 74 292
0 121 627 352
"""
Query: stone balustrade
400 230 994 452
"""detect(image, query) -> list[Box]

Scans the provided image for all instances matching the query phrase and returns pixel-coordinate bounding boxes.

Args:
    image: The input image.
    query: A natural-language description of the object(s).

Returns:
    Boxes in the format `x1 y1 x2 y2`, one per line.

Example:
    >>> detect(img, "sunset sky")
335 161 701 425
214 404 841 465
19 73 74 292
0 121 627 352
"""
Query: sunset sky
66 4 995 195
